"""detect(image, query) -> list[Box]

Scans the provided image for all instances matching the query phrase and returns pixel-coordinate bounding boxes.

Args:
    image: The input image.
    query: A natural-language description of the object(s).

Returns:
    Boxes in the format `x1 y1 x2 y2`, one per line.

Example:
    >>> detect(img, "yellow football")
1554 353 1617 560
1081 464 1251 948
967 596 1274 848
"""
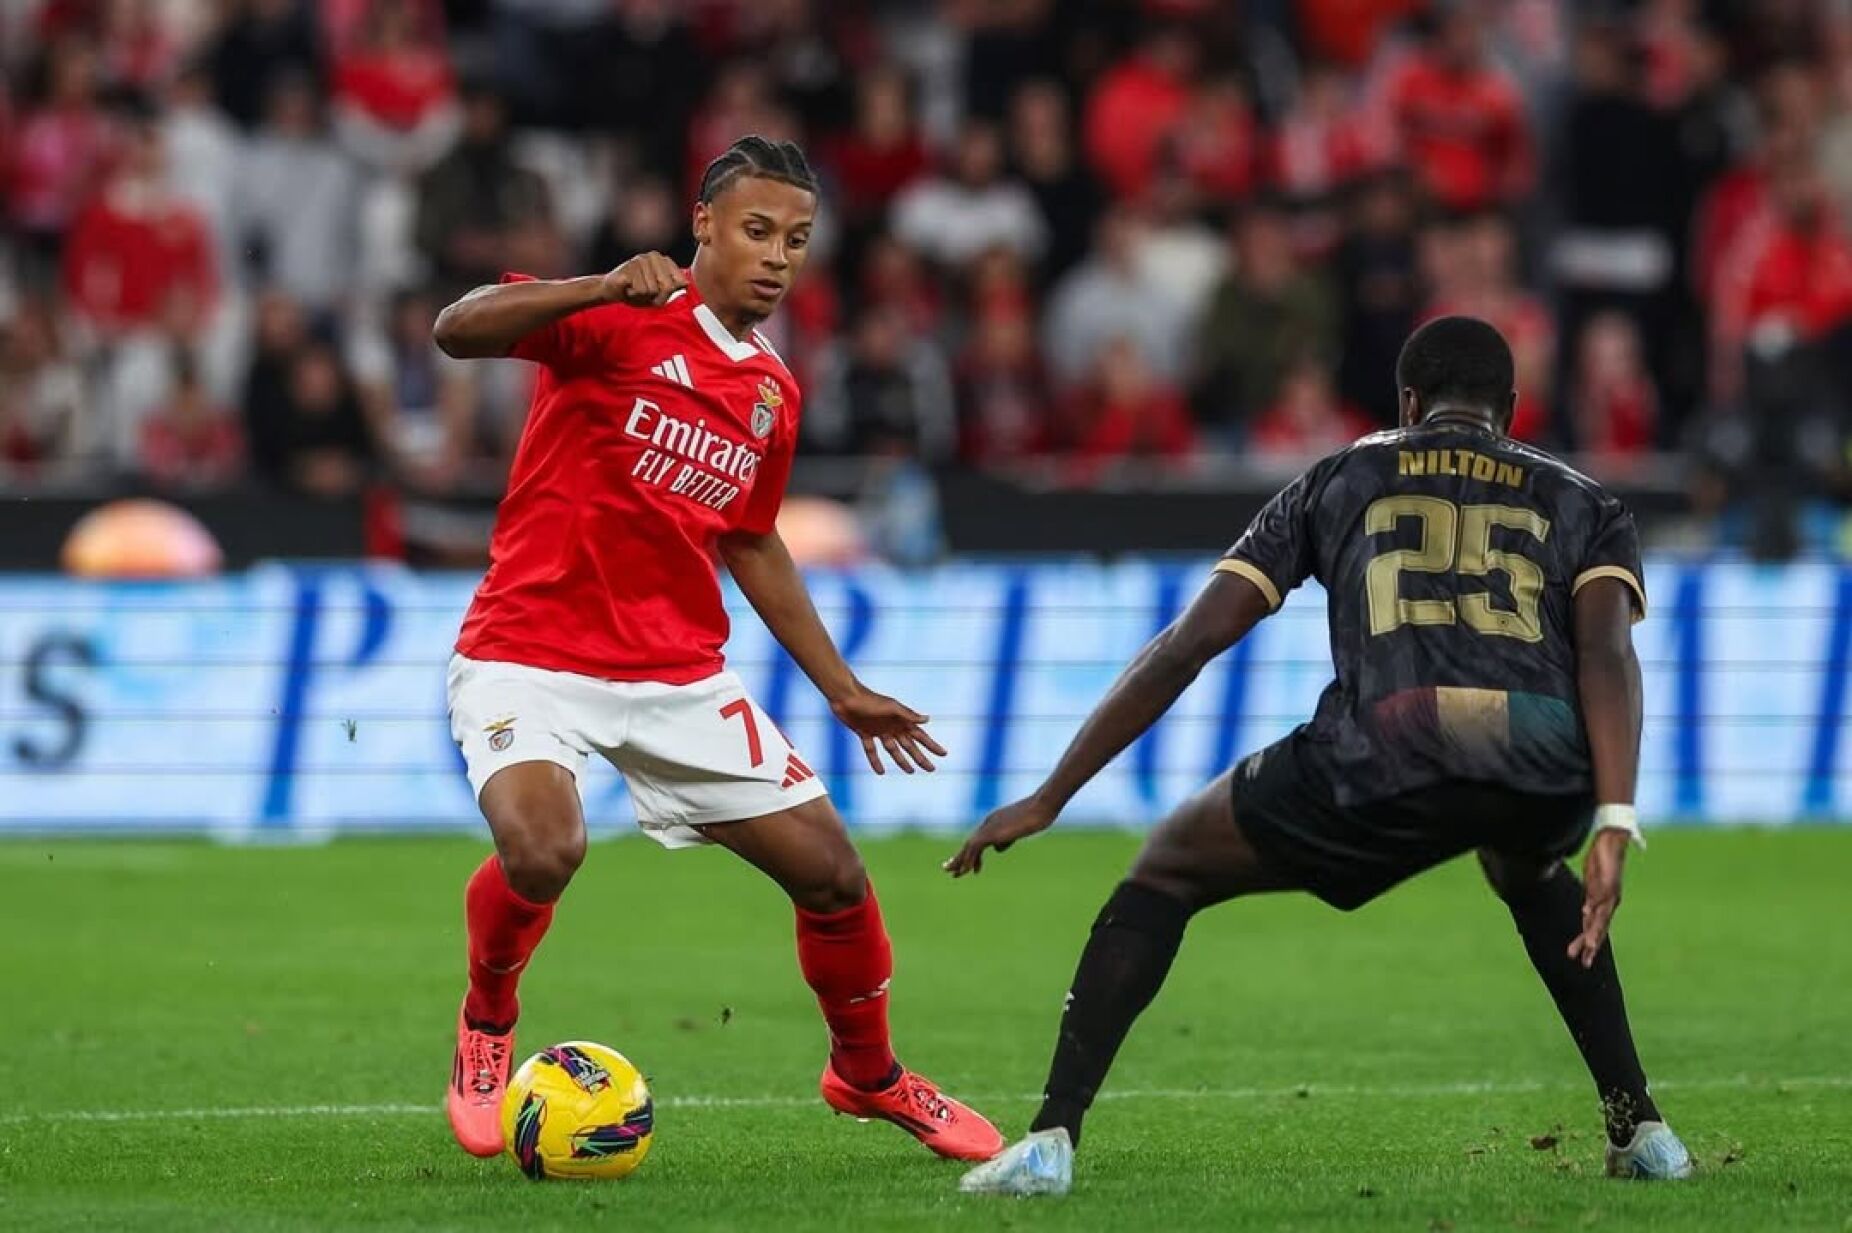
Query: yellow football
500 1042 654 1181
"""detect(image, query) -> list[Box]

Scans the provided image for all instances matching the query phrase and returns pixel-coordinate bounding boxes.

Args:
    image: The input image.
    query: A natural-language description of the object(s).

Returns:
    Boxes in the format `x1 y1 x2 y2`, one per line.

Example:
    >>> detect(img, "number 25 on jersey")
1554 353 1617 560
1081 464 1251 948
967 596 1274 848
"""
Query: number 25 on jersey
1364 496 1551 642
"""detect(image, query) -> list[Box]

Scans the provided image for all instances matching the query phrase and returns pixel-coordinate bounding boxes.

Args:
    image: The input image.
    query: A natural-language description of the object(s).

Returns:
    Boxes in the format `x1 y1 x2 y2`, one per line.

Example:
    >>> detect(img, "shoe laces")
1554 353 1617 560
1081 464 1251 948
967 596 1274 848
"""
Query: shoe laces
462 1032 510 1105
900 1074 955 1124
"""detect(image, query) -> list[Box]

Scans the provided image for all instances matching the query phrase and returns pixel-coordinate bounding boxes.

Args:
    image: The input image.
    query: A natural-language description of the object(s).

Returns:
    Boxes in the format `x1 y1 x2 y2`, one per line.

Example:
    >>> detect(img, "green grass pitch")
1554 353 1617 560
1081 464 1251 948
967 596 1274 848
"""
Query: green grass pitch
2 829 1848 1231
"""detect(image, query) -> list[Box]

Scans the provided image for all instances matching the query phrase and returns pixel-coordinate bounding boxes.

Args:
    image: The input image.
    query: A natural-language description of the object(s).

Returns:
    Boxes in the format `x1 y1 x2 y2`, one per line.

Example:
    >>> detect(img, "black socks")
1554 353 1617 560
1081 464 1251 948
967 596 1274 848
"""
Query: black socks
1501 862 1661 1144
1030 881 1194 1147
1028 864 1660 1151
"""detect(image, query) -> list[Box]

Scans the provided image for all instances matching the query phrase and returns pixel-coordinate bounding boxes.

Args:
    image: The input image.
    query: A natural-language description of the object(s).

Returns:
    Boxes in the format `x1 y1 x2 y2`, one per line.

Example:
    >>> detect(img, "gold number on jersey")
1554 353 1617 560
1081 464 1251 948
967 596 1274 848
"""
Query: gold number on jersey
1365 498 1552 641
1457 505 1550 641
1365 496 1457 635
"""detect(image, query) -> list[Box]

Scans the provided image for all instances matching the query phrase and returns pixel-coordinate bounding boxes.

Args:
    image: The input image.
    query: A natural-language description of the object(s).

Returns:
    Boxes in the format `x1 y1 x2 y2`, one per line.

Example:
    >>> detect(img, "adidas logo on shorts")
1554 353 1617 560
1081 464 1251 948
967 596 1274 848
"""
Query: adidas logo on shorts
781 751 815 790
650 354 695 388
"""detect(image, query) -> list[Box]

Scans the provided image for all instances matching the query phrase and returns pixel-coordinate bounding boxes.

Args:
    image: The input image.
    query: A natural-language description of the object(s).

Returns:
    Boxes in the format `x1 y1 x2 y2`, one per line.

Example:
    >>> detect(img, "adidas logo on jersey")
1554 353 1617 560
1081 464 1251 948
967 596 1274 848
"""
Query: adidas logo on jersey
650 354 695 388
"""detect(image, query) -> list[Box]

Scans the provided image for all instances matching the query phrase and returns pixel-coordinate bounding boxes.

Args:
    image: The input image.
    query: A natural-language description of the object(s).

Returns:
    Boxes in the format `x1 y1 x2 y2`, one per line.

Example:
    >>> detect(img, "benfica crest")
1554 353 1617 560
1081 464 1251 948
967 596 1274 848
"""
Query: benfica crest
751 378 782 439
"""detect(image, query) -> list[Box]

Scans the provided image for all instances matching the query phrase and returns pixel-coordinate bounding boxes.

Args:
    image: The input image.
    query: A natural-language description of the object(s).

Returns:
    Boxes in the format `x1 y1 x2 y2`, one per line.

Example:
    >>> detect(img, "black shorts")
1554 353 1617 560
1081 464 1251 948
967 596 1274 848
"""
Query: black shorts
1229 729 1593 912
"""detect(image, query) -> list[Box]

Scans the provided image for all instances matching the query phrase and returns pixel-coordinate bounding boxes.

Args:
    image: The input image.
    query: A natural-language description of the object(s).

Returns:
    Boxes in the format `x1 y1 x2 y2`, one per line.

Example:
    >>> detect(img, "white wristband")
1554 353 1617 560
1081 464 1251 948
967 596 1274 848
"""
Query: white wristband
1593 803 1645 850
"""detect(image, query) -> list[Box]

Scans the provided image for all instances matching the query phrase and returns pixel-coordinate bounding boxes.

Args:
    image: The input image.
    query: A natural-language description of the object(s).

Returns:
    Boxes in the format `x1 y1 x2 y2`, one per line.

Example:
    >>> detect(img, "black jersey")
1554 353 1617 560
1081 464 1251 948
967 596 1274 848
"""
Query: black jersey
1219 420 1645 804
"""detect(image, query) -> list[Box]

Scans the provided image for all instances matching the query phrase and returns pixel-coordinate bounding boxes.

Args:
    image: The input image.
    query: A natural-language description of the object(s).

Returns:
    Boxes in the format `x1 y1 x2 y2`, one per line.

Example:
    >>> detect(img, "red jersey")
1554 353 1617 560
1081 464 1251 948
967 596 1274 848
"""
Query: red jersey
457 274 801 684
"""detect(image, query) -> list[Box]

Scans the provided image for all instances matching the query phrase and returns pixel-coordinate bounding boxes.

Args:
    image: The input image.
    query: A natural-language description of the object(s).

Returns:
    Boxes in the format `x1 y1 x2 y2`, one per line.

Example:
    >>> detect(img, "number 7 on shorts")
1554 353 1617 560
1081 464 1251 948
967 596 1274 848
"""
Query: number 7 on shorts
719 699 764 768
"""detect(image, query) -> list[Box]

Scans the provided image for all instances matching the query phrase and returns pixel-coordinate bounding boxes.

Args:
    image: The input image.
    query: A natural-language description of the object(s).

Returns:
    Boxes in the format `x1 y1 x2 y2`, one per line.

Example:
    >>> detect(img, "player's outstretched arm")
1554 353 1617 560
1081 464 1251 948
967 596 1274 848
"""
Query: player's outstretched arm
1568 576 1645 967
719 528 946 776
945 571 1274 876
432 253 687 358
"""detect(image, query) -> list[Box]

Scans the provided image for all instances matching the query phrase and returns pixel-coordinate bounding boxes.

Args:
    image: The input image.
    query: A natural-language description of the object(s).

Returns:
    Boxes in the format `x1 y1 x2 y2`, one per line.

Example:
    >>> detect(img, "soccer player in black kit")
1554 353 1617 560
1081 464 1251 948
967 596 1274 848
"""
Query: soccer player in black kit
951 317 1693 1194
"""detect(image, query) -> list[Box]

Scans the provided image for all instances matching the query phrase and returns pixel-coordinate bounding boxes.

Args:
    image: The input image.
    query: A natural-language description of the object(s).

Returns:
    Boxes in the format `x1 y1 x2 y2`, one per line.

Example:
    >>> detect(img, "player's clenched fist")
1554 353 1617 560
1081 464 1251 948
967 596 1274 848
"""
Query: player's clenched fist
603 252 688 307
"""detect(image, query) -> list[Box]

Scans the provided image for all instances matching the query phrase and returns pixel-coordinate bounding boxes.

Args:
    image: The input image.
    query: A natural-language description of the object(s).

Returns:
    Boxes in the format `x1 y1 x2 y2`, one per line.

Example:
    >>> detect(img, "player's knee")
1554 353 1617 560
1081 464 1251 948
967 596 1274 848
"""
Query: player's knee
500 828 586 901
788 849 867 914
1478 849 1556 906
1125 867 1207 912
1128 834 1242 913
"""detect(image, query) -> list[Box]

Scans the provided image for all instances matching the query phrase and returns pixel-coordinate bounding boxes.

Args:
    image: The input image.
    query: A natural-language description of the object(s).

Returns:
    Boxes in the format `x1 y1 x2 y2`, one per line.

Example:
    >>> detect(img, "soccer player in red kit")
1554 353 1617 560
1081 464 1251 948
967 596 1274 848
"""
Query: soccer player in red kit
431 136 1003 1162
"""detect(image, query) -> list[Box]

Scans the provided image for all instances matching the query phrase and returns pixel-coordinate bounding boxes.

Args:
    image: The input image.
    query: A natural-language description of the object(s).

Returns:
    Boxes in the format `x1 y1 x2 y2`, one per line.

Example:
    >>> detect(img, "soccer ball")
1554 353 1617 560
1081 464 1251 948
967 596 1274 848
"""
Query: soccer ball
500 1042 655 1181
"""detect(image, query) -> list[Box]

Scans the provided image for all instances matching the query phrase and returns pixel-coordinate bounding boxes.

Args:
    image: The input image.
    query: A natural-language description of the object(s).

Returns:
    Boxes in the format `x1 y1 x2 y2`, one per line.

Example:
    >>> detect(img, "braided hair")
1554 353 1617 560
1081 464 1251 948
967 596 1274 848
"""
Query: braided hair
697 135 819 205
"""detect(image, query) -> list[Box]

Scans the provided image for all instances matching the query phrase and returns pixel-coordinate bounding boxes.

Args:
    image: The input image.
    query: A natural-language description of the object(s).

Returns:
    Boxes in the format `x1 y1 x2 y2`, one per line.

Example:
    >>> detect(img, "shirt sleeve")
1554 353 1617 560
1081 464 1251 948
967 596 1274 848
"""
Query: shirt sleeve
737 412 797 536
499 272 619 371
1213 463 1323 611
1571 494 1648 621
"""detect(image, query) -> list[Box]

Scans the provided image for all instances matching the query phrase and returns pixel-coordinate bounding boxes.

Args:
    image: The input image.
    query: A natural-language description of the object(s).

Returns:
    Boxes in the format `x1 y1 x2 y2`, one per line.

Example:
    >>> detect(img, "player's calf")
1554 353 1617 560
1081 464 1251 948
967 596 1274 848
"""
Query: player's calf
1028 880 1193 1147
447 765 582 1156
464 855 556 1028
1027 780 1291 1148
1478 848 1666 1147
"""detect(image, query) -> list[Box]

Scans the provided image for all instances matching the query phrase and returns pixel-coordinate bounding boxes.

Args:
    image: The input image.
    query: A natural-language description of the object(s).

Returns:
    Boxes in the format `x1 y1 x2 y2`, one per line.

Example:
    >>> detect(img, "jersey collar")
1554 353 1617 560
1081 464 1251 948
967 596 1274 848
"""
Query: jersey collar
669 279 760 364
1421 410 1499 436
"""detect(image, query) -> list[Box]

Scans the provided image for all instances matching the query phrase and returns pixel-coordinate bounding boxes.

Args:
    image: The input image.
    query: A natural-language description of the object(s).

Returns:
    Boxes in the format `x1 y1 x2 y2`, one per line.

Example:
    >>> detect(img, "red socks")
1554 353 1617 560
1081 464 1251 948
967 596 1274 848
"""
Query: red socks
464 854 897 1089
795 884 899 1090
463 856 555 1029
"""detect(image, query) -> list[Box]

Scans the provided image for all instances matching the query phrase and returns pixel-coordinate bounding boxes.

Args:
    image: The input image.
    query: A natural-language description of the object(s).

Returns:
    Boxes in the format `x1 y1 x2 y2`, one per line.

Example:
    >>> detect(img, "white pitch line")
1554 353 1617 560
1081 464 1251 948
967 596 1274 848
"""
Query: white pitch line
1093 1074 1852 1102
1 1075 1845 1128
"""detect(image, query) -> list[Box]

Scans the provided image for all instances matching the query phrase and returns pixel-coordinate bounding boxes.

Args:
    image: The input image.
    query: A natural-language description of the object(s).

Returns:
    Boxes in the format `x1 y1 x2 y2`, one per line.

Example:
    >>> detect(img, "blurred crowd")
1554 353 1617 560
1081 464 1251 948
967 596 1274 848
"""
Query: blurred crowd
3 0 1852 544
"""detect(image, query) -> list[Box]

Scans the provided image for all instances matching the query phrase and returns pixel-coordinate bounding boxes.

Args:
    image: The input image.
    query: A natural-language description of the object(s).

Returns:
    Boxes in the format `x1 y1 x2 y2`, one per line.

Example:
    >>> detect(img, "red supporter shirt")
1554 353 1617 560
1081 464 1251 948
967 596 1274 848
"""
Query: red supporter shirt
1297 0 1424 67
456 274 801 684
1713 214 1852 351
1382 55 1532 211
1082 57 1191 201
9 106 115 232
1068 388 1196 464
1174 97 1263 203
821 131 930 219
332 48 456 130
61 191 218 331
1574 378 1657 458
1692 165 1766 300
1271 110 1391 199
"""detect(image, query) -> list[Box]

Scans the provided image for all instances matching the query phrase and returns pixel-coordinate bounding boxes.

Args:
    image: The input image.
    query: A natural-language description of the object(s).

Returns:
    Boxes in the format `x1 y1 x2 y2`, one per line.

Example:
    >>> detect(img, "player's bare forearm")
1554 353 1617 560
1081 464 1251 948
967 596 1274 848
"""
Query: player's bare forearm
433 277 612 359
434 254 687 359
1573 577 1643 807
1034 635 1204 811
945 644 1204 877
1568 576 1644 964
719 529 858 701
947 573 1271 874
1033 573 1272 812
719 529 946 775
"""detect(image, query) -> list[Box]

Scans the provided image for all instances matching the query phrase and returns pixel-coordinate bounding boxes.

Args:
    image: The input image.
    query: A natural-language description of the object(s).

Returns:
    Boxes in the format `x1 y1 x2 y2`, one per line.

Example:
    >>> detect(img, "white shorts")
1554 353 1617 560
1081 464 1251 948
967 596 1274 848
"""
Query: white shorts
447 654 828 849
